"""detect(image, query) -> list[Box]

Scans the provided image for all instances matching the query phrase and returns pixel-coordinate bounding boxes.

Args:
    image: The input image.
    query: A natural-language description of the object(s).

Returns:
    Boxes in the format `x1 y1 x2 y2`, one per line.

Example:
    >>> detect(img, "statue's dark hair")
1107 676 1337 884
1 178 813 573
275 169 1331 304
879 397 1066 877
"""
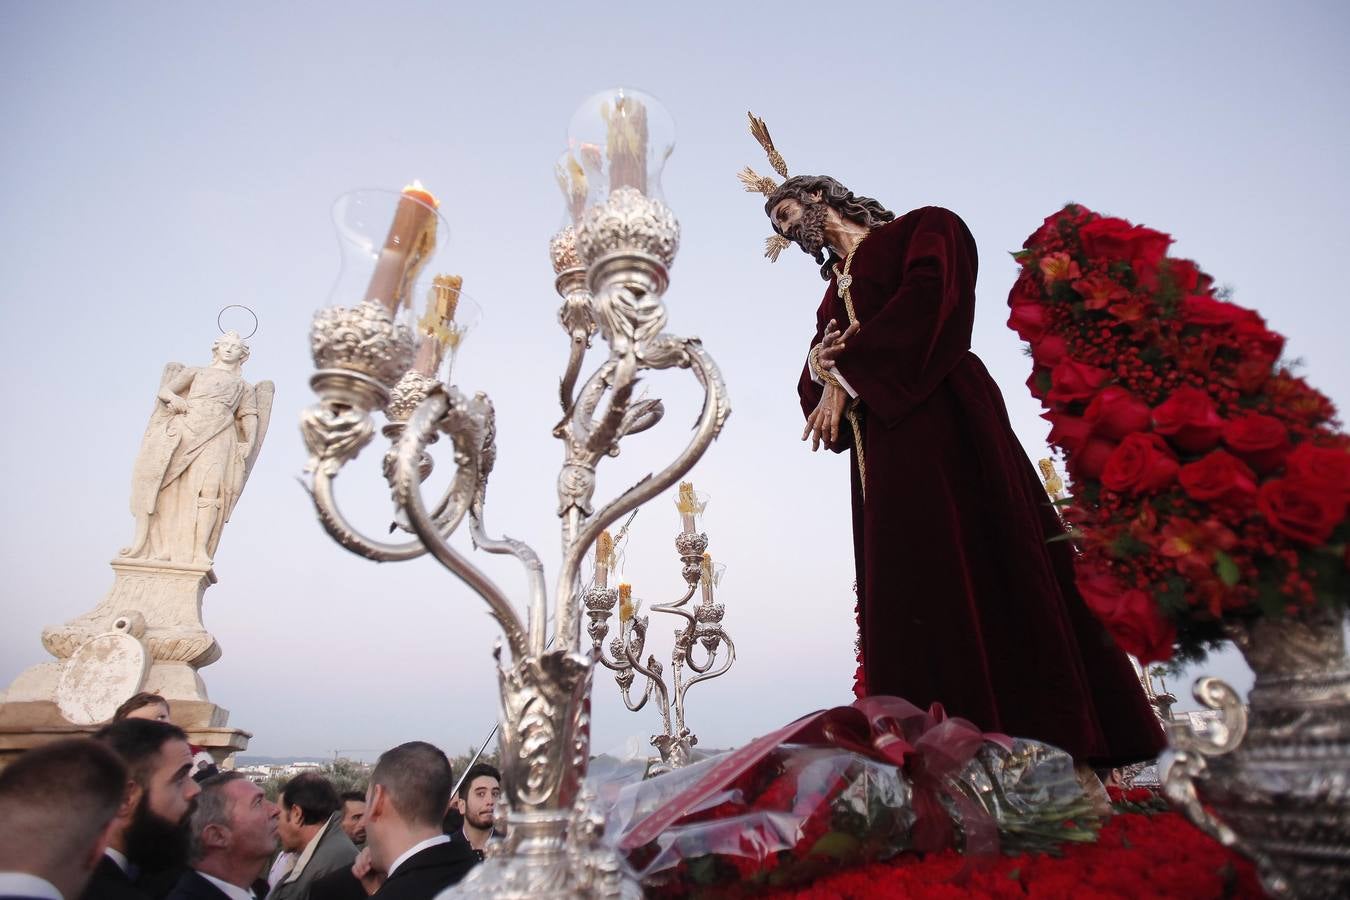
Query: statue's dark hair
765 175 895 279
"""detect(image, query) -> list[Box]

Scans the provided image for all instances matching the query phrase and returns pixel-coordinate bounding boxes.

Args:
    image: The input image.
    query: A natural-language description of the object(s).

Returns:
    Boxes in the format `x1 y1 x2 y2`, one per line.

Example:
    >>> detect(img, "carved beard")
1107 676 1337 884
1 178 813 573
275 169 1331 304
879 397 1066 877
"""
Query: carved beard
125 792 194 874
792 201 830 264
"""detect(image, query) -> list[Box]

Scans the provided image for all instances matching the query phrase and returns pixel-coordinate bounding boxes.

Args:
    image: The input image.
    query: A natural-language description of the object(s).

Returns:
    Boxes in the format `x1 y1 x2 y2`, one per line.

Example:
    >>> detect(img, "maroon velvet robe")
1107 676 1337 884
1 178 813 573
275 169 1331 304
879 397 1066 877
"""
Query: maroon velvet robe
798 206 1163 766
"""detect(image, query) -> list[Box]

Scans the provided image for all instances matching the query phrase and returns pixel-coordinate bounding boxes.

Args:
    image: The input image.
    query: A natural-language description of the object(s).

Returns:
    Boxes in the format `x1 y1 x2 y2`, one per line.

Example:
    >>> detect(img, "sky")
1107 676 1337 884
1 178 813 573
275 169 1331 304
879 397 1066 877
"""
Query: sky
1 1 1347 761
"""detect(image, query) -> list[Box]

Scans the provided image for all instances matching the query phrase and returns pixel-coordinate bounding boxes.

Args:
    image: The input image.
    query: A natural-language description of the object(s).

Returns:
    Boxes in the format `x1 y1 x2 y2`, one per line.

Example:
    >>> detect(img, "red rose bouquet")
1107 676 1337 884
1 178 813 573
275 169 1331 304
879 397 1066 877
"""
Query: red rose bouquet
1010 205 1349 664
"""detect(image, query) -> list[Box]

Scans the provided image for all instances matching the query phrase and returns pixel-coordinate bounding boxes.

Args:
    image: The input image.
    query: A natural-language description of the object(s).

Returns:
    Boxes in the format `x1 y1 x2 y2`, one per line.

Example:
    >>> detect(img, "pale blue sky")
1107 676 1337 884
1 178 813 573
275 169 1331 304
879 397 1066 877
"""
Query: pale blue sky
2 2 1346 759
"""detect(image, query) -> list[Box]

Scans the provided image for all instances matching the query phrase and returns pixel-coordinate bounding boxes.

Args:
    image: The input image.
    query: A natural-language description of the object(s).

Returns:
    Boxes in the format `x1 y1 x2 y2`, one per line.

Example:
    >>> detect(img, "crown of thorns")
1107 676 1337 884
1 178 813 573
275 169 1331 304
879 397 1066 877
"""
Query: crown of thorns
738 112 796 263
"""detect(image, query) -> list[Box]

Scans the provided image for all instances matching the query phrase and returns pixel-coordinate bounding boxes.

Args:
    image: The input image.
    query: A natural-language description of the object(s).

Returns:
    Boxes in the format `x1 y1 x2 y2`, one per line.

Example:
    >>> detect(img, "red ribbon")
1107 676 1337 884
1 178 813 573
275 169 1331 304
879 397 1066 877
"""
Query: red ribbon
616 695 1011 855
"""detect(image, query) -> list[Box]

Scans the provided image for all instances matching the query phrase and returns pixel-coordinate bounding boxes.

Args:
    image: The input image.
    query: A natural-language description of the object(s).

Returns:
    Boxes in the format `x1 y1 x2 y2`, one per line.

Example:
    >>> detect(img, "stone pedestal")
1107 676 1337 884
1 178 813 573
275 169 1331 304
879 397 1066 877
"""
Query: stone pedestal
0 558 250 769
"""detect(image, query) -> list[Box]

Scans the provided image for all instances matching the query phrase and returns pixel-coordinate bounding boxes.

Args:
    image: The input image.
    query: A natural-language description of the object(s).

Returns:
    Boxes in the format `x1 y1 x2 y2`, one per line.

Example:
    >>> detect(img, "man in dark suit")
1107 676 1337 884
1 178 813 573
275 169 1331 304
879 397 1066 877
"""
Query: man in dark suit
0 739 127 900
166 773 279 900
81 719 203 900
364 743 475 900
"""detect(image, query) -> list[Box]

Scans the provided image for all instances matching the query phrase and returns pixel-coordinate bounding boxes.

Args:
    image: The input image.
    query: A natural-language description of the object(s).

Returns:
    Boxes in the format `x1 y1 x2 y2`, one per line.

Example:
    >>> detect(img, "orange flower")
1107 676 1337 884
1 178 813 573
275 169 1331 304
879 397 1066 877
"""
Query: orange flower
1160 518 1237 566
1039 252 1081 283
1073 275 1127 310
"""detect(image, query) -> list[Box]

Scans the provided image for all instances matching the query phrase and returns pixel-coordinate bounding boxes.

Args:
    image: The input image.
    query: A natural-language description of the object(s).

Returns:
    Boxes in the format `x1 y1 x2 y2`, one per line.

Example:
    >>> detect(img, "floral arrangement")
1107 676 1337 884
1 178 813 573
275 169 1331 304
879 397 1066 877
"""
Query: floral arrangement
1008 205 1349 663
761 812 1262 899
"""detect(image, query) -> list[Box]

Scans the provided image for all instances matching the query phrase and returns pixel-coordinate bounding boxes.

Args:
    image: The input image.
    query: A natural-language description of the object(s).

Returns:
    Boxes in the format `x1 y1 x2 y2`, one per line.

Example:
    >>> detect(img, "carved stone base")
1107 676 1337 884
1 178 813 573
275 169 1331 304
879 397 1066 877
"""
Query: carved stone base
0 556 248 767
0 700 249 771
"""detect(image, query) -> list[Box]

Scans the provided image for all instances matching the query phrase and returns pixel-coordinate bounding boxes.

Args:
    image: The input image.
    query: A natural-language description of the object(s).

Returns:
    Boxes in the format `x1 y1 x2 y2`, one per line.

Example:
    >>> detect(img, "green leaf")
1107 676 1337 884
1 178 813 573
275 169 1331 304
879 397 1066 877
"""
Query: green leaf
1215 551 1241 587
808 831 861 860
1046 531 1081 544
1051 496 1076 507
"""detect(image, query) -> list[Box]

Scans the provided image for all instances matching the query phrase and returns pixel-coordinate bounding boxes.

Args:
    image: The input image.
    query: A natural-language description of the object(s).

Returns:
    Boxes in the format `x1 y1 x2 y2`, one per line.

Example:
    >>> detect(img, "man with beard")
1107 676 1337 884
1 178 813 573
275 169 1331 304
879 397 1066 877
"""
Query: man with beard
740 115 1163 769
0 738 127 900
82 719 202 900
337 793 367 849
166 773 279 900
449 763 499 862
266 774 355 900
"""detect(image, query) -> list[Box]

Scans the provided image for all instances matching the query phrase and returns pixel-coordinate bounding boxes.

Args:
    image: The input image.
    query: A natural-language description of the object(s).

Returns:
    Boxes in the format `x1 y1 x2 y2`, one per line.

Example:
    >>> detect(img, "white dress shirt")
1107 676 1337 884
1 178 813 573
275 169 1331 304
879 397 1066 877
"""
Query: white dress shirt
386 834 451 878
104 848 133 877
198 872 256 900
0 873 63 900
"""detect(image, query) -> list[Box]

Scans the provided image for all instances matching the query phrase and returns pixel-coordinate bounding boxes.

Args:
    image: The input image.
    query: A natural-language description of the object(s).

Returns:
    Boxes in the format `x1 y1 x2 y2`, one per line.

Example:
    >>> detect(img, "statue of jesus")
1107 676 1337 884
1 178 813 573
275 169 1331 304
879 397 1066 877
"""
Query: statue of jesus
744 119 1163 767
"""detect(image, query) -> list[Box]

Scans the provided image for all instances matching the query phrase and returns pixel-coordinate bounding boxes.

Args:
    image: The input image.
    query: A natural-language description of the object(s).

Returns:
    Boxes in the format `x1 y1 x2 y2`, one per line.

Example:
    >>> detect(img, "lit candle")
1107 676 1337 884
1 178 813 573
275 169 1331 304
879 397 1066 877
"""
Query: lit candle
618 583 633 625
364 181 439 316
412 274 463 376
677 481 697 533
595 530 613 589
700 552 714 604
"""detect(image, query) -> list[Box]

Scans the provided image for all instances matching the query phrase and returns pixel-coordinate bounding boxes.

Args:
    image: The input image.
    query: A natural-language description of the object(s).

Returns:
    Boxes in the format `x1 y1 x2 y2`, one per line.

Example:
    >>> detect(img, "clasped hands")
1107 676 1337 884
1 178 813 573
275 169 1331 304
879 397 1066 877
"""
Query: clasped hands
802 319 859 452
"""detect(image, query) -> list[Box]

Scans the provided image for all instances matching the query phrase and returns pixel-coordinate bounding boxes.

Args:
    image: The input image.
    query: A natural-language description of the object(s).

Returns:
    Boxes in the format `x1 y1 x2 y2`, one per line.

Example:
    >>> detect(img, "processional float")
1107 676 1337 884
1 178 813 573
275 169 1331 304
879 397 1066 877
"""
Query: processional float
300 88 727 897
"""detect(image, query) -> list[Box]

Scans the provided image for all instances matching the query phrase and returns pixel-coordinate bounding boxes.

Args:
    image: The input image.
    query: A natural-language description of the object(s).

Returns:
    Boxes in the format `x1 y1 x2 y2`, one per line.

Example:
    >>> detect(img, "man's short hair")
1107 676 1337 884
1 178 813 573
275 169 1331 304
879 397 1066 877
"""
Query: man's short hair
113 692 169 722
93 718 189 786
340 790 366 805
456 762 501 801
0 739 128 870
280 772 340 825
370 742 452 827
189 771 247 862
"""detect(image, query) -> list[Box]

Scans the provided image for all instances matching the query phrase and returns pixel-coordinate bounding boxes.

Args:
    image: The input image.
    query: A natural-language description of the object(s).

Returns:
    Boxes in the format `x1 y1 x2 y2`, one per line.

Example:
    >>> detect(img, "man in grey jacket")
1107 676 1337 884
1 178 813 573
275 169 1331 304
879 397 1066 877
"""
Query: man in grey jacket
266 774 356 900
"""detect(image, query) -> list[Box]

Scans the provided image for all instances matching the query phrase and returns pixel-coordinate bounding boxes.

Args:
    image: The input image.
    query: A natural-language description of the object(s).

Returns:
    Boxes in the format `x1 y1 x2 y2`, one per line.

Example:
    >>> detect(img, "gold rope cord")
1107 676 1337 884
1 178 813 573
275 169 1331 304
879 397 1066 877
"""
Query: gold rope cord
832 234 871 499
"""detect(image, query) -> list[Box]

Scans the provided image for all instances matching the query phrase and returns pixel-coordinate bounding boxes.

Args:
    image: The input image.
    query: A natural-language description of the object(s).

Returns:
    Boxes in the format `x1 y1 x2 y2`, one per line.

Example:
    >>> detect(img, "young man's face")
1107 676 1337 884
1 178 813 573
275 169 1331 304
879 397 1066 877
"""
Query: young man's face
146 738 200 826
341 799 367 844
462 776 500 830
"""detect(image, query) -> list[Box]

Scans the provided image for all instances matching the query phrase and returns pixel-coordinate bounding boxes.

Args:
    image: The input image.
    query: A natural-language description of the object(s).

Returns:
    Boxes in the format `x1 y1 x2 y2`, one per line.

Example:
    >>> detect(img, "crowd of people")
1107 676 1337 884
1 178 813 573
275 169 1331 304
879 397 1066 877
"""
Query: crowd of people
0 694 504 900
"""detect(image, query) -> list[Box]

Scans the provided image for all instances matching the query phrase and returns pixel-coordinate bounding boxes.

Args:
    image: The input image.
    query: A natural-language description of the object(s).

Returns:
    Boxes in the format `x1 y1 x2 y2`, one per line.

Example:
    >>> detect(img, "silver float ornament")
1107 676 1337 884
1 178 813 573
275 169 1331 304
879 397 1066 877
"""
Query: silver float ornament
300 88 729 898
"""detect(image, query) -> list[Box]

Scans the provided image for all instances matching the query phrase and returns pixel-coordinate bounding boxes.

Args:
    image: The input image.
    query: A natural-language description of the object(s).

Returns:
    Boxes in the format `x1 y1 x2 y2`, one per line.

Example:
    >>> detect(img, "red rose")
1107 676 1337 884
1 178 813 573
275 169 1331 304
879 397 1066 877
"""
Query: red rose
1084 386 1152 440
1079 217 1172 268
1075 437 1118 480
1043 412 1090 453
1030 333 1069 368
1152 387 1224 453
1164 258 1202 293
1257 477 1346 545
1102 433 1179 494
1047 359 1111 405
1124 787 1155 804
1027 368 1051 403
1284 442 1350 501
1008 302 1047 342
1025 206 1086 248
1233 356 1275 394
1222 413 1291 472
1106 593 1177 665
1232 313 1286 359
1179 450 1258 503
1077 564 1176 663
1181 295 1251 327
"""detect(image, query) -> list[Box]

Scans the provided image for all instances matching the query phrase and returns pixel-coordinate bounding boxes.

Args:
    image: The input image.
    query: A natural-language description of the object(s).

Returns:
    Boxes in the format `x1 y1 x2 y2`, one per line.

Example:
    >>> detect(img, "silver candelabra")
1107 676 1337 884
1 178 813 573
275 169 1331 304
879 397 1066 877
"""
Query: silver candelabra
584 491 735 770
299 89 728 897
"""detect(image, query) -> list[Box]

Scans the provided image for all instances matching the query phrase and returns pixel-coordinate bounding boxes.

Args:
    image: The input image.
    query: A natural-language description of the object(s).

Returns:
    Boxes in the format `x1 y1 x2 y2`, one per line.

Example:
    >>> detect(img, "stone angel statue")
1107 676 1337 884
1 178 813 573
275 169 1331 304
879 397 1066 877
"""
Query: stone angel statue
121 330 274 565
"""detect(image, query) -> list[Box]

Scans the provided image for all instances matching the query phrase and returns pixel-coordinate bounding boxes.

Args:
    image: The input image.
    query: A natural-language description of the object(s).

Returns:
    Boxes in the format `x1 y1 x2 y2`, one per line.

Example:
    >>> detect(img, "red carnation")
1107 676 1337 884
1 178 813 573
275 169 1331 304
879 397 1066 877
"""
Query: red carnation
1284 442 1350 501
1153 388 1224 453
1222 413 1291 472
1008 302 1048 342
1179 450 1258 503
1047 359 1111 405
1084 386 1152 440
1102 433 1180 494
1258 478 1346 545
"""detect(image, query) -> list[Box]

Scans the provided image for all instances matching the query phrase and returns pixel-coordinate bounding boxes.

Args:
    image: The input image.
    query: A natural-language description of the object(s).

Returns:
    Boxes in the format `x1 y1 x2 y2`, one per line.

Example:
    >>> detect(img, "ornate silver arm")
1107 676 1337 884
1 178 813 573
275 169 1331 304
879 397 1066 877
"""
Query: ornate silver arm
392 386 529 660
554 337 729 652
